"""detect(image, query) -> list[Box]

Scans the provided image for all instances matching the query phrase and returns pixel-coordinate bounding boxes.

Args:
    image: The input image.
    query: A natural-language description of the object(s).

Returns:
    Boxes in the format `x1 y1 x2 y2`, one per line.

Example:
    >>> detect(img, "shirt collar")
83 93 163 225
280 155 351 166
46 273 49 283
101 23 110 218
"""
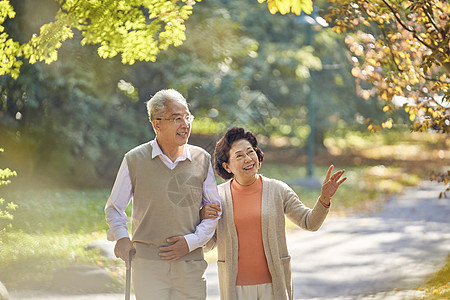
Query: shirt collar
150 139 192 162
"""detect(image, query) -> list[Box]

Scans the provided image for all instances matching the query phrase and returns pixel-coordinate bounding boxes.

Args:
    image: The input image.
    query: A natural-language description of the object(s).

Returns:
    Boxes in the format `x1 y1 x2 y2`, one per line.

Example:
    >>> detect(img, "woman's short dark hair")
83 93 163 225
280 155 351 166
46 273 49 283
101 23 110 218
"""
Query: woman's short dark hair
214 127 264 180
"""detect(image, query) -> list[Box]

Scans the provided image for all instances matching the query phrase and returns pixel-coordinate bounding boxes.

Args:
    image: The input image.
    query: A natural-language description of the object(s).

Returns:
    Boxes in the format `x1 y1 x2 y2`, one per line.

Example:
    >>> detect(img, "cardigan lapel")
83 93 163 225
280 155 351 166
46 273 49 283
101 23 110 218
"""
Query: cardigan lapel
223 180 238 239
260 175 273 264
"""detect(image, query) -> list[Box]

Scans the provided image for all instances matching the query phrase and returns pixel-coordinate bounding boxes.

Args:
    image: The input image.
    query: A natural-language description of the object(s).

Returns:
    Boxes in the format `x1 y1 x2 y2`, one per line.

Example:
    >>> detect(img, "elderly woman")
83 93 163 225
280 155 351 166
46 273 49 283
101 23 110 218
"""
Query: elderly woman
202 127 346 300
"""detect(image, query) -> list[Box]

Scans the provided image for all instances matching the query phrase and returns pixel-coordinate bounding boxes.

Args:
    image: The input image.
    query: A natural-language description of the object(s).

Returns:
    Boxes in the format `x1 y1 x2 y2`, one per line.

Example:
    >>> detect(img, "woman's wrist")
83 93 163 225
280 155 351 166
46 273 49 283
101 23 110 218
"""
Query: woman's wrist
319 195 331 208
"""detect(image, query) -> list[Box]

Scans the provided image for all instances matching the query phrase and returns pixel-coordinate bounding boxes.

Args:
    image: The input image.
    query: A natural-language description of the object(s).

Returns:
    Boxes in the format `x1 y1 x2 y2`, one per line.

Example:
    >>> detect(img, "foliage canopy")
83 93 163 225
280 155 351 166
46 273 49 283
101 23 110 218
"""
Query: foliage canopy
0 0 312 80
324 0 449 134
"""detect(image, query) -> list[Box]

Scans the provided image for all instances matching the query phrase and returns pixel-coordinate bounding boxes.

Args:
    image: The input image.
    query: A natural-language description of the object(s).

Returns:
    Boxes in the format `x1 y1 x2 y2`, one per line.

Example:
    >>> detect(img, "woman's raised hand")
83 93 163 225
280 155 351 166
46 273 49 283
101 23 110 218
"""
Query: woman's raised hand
200 203 221 220
320 165 347 204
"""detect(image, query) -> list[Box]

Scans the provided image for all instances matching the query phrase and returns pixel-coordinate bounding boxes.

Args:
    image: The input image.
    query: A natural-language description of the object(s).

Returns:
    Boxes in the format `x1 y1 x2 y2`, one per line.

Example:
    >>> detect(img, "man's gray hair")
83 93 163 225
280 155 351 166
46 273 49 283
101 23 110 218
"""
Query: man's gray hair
146 89 188 121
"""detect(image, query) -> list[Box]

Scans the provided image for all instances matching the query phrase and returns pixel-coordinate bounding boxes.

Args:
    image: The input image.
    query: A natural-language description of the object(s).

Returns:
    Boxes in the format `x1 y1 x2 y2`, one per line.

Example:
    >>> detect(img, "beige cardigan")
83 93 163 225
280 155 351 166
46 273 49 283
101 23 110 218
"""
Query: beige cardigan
205 175 330 300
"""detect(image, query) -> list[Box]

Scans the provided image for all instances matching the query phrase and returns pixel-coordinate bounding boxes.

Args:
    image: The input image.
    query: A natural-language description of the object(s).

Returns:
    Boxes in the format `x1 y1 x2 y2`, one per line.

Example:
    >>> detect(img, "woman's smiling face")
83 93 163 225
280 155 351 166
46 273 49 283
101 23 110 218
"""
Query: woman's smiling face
222 139 260 185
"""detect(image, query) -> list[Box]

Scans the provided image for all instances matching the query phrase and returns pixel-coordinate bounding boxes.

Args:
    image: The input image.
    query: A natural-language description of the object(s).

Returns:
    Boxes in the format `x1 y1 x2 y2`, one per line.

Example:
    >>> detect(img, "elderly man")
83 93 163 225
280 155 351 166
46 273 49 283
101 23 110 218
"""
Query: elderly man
105 89 221 299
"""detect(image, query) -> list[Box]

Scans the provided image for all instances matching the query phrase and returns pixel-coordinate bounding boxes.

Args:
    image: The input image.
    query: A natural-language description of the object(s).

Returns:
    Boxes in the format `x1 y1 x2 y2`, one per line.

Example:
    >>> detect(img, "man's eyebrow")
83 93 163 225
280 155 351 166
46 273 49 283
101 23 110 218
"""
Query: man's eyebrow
169 112 189 116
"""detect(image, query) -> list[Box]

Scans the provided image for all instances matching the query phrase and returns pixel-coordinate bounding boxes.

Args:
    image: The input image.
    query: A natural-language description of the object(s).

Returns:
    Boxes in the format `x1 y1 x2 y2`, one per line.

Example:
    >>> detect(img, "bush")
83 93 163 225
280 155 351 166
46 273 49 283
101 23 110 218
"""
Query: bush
0 148 18 237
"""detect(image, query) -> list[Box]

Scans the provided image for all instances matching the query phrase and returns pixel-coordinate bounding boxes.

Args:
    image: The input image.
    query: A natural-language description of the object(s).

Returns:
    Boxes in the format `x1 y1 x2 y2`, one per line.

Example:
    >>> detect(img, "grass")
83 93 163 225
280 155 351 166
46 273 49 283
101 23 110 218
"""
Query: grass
415 255 450 299
0 189 130 292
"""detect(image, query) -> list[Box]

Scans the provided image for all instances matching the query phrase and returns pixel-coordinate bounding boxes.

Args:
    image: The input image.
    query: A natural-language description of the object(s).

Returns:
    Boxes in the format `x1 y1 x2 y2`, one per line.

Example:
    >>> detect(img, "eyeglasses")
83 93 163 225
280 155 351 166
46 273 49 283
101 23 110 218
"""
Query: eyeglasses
230 148 258 161
156 114 195 125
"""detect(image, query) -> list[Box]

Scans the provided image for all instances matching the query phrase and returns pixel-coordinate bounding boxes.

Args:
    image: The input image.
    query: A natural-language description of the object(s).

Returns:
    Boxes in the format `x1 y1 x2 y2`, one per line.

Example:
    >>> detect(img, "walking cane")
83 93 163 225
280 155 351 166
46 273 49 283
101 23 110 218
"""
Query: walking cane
126 248 136 300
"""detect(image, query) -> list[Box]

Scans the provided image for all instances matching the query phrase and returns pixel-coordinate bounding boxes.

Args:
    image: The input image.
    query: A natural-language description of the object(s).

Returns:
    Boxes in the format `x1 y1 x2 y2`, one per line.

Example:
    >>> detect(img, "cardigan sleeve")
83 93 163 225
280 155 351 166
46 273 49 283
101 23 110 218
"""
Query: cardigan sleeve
203 229 217 252
281 181 329 232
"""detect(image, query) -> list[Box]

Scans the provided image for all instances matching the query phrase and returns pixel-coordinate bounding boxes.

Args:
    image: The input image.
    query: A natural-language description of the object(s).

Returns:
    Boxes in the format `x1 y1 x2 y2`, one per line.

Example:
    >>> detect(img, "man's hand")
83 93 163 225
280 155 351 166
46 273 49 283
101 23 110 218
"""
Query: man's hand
114 237 135 269
159 236 189 262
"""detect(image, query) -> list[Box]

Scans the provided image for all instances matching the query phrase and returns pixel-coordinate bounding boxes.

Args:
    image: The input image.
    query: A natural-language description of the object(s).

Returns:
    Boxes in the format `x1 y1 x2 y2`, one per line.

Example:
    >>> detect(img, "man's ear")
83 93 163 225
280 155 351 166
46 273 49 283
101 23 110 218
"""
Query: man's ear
152 119 159 130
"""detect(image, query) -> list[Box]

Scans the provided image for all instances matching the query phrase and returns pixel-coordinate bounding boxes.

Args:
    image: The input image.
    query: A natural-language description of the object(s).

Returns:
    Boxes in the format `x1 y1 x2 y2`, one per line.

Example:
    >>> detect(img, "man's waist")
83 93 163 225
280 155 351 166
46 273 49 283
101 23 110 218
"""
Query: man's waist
134 242 204 261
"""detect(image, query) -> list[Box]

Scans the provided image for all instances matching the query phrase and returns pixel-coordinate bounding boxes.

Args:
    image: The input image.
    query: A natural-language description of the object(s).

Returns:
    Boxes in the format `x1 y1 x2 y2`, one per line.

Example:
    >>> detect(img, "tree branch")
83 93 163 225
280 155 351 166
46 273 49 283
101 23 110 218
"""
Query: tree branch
380 0 437 51
420 74 450 84
421 2 441 35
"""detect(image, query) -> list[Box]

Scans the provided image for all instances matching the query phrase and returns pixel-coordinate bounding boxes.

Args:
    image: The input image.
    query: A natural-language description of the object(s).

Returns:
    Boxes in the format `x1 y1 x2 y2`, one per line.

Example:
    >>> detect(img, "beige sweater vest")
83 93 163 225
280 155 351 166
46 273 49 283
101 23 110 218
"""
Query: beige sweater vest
125 142 210 260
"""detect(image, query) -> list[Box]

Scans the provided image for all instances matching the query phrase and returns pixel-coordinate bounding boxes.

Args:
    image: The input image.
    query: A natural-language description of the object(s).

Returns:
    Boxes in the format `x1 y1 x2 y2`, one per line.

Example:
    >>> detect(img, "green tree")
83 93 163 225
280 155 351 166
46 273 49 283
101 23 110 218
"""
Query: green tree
191 0 391 146
0 0 150 187
1 0 199 79
124 0 399 151
0 0 403 187
0 0 313 79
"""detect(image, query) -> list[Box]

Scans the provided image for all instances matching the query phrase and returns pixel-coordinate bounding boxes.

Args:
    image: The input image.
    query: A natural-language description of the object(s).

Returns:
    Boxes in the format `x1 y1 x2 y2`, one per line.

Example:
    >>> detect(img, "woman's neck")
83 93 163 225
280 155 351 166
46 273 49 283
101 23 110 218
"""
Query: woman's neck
234 174 258 186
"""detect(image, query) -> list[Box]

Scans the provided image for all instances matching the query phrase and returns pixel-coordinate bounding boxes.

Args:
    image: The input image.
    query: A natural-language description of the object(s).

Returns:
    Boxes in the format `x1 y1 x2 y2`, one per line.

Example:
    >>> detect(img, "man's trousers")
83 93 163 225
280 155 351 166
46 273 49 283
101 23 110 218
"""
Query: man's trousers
132 257 207 300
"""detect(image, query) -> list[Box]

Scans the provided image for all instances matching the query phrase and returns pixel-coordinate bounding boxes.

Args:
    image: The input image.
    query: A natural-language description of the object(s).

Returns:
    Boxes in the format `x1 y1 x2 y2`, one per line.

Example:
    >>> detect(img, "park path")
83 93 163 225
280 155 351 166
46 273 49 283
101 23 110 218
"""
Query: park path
8 181 450 300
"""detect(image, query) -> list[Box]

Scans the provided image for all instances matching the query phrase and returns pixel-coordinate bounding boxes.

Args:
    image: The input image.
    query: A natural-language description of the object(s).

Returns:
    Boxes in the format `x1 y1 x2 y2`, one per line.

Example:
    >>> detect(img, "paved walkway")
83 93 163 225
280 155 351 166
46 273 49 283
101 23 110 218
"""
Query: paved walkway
8 181 450 300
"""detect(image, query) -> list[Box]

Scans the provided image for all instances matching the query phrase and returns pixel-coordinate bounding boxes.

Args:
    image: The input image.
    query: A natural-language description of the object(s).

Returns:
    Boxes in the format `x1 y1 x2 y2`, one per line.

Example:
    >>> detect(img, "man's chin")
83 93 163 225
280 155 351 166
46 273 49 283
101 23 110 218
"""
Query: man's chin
176 135 189 145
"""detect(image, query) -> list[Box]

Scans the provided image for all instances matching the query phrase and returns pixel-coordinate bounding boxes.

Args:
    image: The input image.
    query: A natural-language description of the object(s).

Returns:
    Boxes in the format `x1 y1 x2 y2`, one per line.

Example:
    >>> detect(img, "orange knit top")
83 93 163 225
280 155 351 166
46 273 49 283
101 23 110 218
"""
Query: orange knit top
231 175 272 286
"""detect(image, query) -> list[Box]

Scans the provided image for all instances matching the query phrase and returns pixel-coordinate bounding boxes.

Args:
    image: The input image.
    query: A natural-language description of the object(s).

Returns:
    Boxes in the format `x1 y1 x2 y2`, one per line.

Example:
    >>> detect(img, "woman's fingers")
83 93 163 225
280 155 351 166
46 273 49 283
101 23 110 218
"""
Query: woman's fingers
337 177 347 185
323 165 334 183
331 169 345 181
321 168 347 198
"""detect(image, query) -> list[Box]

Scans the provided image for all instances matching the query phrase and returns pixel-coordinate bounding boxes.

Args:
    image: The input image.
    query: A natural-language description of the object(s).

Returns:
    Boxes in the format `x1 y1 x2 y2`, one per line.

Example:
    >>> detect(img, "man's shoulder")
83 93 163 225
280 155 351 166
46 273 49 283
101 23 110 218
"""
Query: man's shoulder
125 141 152 158
187 144 210 158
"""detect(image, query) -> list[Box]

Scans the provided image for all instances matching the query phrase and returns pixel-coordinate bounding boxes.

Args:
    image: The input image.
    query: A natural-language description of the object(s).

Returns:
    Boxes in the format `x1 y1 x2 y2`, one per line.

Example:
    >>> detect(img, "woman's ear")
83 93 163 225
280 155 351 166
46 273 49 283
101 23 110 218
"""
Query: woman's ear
222 162 231 173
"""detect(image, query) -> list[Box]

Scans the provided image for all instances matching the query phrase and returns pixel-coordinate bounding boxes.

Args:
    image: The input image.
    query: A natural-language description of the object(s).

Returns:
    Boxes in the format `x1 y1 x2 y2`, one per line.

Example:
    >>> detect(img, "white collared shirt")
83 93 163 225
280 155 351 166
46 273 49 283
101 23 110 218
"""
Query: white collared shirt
105 139 221 252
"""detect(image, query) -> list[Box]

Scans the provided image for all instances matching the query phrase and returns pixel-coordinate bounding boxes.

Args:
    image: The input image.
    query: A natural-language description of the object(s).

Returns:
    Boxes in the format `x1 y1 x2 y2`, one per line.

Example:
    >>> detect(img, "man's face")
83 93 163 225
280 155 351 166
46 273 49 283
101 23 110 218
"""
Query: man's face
154 100 192 148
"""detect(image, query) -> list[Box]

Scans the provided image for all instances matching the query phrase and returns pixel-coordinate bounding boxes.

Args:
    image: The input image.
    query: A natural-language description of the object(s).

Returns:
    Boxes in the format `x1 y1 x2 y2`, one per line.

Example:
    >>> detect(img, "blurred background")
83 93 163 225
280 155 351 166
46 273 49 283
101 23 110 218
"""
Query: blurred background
0 0 448 297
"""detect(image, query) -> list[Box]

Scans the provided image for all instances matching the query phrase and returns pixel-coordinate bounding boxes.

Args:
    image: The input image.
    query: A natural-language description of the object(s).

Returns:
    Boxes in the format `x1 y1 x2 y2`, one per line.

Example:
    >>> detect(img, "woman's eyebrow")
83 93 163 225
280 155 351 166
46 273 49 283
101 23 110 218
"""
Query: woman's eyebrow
233 147 253 154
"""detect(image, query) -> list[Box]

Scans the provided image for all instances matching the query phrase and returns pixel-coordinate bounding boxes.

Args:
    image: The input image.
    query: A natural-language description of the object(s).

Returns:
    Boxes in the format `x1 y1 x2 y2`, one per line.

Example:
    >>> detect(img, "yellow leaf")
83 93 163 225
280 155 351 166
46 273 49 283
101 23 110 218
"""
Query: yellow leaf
382 105 389 112
275 0 291 15
267 1 279 14
291 0 303 15
409 113 416 121
299 0 313 14
266 0 312 15
382 119 393 129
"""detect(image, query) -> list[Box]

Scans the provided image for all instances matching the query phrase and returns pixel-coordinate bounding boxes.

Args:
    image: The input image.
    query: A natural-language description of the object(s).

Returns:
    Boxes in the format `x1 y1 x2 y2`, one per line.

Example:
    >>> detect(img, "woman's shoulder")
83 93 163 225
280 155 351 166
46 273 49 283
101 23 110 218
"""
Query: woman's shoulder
260 175 291 189
217 180 231 191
